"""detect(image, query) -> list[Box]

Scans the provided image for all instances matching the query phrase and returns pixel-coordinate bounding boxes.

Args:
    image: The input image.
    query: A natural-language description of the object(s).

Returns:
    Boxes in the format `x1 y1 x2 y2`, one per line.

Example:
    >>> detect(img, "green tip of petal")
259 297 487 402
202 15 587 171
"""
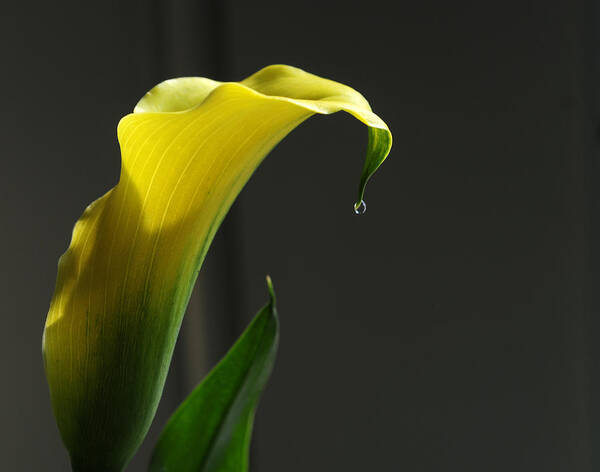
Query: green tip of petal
357 126 393 209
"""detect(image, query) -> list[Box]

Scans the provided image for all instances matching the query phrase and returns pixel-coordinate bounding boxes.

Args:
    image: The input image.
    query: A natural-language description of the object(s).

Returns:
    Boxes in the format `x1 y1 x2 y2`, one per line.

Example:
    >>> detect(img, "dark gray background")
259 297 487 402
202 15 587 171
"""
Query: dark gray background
1 0 596 470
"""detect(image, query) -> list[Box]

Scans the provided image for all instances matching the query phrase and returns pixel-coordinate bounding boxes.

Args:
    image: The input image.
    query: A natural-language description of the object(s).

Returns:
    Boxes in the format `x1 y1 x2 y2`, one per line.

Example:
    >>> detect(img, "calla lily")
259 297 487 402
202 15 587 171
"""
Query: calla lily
42 65 391 471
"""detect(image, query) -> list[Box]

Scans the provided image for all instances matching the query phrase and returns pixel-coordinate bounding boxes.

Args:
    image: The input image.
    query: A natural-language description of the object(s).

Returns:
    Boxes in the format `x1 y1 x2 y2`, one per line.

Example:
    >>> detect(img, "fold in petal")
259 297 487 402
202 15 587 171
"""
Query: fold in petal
42 65 392 471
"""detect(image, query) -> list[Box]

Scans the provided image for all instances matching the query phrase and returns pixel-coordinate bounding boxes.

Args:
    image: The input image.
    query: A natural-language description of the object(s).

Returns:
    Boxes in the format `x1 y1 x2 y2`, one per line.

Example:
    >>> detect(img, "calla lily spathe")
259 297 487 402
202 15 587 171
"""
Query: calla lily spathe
42 65 392 471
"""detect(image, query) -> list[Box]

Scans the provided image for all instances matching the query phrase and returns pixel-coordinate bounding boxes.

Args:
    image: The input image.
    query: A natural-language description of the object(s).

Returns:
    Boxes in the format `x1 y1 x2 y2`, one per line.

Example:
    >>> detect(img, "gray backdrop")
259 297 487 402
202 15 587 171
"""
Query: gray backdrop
0 0 596 470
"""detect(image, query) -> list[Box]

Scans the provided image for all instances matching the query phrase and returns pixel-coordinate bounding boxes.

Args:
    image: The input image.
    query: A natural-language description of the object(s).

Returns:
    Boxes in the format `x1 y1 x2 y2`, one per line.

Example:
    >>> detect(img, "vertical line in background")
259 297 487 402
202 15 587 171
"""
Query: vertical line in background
207 0 230 80
150 0 167 84
156 0 244 401
206 0 247 349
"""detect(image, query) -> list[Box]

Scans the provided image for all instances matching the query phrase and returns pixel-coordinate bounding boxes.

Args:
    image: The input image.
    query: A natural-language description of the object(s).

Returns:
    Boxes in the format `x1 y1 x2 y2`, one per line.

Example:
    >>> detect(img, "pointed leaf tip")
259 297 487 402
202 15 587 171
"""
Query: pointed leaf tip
265 275 276 305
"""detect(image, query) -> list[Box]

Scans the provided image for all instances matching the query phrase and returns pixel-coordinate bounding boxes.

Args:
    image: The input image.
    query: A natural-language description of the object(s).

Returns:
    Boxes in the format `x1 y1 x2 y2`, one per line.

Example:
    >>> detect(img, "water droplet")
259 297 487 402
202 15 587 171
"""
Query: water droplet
353 200 366 215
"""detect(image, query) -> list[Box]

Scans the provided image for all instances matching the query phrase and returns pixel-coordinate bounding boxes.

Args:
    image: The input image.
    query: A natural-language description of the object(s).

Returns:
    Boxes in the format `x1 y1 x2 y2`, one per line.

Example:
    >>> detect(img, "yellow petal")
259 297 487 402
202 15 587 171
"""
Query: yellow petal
42 64 391 471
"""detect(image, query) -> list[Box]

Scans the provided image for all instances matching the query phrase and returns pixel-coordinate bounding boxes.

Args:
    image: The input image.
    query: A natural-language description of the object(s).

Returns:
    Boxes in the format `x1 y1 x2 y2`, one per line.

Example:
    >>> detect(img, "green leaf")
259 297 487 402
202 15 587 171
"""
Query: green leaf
149 276 279 472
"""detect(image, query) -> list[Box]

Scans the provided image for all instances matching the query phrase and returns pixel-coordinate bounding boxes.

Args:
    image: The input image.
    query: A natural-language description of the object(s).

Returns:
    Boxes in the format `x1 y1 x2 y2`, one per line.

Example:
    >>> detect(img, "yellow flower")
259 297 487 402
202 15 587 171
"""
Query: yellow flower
42 65 391 471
